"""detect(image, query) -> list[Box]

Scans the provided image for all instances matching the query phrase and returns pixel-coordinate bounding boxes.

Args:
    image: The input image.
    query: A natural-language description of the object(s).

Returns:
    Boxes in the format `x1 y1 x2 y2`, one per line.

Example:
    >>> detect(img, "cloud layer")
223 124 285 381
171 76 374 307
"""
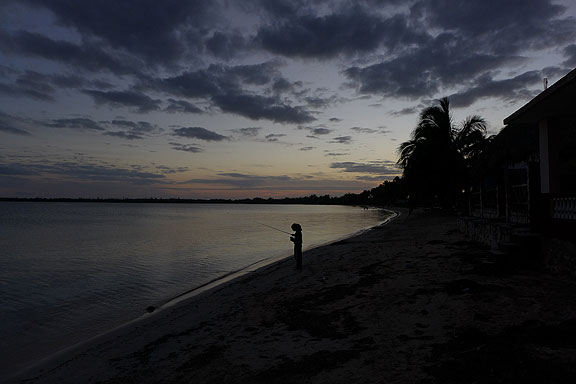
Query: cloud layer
1 0 575 197
2 0 573 122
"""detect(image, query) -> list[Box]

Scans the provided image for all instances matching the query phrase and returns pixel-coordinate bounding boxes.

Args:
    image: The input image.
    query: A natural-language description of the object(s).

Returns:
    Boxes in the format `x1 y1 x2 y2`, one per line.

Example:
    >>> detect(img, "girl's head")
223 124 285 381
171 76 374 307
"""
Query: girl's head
291 223 302 232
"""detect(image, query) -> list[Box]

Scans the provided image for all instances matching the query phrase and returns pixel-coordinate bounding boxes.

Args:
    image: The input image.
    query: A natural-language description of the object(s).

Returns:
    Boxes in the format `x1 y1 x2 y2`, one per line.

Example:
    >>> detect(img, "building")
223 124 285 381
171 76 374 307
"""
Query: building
470 67 576 238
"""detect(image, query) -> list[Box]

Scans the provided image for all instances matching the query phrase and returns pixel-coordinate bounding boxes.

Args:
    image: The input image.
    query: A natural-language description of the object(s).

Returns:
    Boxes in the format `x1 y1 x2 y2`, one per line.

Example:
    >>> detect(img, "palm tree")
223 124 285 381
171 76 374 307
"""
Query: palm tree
397 97 490 206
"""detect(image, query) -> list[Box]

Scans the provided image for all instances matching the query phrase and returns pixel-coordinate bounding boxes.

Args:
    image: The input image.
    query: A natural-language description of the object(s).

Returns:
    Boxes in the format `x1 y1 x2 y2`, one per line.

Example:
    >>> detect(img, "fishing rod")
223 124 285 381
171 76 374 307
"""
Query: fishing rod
256 222 292 235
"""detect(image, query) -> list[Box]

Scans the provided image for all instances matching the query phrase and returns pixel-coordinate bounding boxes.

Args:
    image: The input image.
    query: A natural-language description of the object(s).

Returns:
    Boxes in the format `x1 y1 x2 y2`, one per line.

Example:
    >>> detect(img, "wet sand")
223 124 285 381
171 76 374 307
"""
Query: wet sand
13 209 576 383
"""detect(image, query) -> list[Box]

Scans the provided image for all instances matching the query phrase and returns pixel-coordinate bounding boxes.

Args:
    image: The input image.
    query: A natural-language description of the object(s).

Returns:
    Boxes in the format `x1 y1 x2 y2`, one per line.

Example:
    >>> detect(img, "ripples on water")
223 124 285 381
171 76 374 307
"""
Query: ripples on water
0 202 391 378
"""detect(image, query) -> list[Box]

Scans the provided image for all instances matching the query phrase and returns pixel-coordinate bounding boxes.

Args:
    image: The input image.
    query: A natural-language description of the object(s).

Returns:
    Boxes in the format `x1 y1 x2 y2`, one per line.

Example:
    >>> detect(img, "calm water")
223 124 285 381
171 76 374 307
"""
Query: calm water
0 202 391 379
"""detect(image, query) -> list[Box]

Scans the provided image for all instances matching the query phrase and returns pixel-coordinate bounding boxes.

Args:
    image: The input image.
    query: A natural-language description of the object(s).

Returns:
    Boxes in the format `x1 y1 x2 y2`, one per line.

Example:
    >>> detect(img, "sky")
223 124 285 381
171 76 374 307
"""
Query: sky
1 0 576 199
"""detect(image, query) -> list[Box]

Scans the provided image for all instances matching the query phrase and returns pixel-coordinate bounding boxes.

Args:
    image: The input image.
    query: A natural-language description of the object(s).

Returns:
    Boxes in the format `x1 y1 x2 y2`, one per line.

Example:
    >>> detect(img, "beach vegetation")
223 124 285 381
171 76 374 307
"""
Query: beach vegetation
397 97 492 207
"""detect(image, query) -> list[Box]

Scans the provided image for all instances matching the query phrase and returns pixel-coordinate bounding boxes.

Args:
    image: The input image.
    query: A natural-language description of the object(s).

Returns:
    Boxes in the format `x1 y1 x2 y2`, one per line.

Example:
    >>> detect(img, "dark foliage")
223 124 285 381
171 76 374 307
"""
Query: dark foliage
397 97 492 206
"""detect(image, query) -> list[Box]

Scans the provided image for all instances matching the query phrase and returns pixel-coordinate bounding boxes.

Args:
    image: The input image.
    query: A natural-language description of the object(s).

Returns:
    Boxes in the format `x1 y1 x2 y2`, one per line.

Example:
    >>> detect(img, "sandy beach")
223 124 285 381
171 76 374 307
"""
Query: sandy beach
12 209 576 384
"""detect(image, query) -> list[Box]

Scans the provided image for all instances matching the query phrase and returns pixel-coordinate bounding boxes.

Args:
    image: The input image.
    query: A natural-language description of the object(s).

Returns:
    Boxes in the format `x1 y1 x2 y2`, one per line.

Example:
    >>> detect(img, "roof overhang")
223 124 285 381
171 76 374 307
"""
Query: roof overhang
504 67 576 126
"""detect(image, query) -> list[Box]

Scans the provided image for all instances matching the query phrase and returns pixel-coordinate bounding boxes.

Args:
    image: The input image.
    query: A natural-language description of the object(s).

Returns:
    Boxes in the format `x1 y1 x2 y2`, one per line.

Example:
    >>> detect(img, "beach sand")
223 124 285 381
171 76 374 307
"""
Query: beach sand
13 209 576 383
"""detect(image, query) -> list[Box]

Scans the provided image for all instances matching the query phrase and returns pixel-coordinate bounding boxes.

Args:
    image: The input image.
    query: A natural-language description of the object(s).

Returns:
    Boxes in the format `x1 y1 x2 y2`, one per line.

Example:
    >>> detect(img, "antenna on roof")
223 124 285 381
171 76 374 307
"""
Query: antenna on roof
543 77 548 90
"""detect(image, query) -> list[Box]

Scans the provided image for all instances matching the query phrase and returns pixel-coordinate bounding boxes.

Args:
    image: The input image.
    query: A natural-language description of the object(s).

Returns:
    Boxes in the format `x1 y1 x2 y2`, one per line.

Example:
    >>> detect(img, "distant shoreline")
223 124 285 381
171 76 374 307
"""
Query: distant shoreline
0 197 378 206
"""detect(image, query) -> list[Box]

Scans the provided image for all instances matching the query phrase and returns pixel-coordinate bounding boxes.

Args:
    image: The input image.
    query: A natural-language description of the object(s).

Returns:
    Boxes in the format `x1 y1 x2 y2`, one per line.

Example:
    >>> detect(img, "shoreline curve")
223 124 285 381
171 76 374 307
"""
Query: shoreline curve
10 208 399 382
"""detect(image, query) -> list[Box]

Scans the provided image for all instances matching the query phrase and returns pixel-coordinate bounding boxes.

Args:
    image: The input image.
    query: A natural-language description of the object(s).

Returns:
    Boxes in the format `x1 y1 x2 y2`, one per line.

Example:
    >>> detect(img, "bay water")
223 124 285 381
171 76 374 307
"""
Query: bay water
0 202 391 379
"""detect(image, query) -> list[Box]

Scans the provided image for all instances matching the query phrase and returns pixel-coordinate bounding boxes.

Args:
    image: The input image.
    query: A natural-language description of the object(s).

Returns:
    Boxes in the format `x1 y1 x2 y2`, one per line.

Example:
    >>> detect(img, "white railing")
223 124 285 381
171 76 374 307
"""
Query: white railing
552 197 576 220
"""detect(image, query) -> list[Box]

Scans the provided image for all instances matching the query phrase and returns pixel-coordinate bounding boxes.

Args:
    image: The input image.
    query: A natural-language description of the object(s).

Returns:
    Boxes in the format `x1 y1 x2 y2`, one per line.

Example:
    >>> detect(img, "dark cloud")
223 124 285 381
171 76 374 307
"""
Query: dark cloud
173 127 229 141
414 0 574 54
151 63 313 124
3 7 315 124
0 81 53 101
20 0 217 65
0 69 67 101
344 37 523 99
342 0 576 105
228 62 281 86
44 118 106 130
350 127 379 134
389 106 420 116
345 36 550 103
344 57 435 98
231 127 261 137
0 29 135 75
271 78 294 94
329 136 353 144
358 0 410 5
307 127 334 137
164 99 203 114
157 62 281 98
563 44 576 67
15 71 56 96
0 164 39 175
56 163 165 184
155 165 189 174
331 160 399 175
0 64 17 77
3 0 574 117
212 92 315 124
264 133 286 142
221 172 290 180
170 142 204 153
312 127 332 135
205 31 247 59
300 146 315 151
3 159 167 184
448 70 545 108
159 69 222 99
0 124 31 136
325 152 348 156
248 0 319 20
41 117 160 139
256 8 422 58
299 125 333 136
102 120 159 140
92 80 115 90
355 175 389 181
304 95 339 109
0 70 99 102
110 120 157 133
0 111 32 136
329 117 342 123
103 131 143 140
50 73 86 88
83 90 161 113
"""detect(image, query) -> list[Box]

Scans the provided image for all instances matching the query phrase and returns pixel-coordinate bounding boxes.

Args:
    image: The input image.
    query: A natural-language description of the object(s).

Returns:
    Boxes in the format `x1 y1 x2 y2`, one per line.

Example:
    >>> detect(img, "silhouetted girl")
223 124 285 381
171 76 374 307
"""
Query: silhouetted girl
290 223 302 270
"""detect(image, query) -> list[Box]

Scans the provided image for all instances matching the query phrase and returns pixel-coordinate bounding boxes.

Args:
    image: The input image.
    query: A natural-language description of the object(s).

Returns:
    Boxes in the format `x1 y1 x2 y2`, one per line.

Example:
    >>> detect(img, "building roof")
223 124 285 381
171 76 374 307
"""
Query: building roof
504 67 576 125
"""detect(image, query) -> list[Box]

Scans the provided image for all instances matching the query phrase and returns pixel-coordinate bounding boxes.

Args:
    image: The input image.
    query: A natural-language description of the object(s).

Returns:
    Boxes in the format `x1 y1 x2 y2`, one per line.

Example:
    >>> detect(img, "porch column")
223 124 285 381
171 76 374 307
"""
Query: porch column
539 119 550 193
